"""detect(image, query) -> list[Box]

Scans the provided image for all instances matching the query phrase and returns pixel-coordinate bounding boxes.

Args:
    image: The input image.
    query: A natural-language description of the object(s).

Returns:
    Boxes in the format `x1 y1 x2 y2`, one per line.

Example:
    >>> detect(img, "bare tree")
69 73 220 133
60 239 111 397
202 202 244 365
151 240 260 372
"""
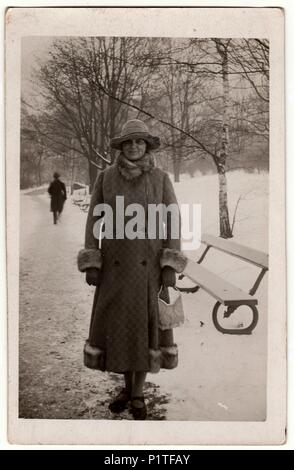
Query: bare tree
22 37 269 238
212 39 233 238
27 37 152 190
21 100 47 188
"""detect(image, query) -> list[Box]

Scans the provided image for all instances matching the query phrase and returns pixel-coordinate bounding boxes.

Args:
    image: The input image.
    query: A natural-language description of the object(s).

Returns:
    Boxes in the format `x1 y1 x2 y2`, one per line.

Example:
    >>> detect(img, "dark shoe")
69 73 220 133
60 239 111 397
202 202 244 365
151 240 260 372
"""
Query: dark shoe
131 396 147 420
109 388 131 413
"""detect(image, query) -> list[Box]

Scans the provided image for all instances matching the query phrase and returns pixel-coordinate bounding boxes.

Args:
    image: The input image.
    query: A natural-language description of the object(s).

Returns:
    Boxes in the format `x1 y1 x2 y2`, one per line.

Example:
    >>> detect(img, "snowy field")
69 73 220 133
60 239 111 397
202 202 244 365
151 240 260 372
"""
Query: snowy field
19 170 268 421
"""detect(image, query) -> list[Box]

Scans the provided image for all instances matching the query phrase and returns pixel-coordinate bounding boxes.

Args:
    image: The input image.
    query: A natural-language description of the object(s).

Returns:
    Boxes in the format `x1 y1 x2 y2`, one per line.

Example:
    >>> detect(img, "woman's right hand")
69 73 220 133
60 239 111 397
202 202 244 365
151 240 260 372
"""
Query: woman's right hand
161 266 176 288
86 268 102 286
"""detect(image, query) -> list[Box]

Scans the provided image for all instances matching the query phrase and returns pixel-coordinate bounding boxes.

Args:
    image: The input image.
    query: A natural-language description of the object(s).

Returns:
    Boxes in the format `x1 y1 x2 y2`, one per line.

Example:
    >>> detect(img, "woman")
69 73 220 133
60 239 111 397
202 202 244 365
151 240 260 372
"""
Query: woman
77 120 186 420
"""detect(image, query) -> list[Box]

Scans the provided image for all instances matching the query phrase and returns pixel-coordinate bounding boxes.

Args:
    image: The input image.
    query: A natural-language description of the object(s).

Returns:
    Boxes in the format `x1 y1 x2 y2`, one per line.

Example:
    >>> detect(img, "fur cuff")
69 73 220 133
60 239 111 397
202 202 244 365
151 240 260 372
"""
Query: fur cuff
160 344 178 369
83 340 106 371
160 248 187 273
77 248 103 272
149 349 161 374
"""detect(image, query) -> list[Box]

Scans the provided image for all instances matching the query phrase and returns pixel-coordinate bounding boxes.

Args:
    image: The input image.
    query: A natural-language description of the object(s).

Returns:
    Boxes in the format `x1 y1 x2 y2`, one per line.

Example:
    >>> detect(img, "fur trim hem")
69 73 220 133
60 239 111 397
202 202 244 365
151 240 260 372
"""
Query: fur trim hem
83 340 106 371
160 248 187 273
83 344 178 373
149 349 161 374
148 346 179 372
77 248 103 272
160 344 178 369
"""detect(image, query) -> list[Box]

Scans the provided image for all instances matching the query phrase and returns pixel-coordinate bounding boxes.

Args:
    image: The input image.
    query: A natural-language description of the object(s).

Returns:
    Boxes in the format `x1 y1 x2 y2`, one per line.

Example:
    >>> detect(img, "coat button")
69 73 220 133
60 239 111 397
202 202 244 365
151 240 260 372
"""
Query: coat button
141 260 147 266
114 260 120 266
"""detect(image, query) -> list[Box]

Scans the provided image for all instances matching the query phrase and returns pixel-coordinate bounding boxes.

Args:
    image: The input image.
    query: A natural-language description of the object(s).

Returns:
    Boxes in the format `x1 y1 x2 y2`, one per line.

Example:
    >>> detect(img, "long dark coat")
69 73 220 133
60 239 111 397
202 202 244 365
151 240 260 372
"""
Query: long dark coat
78 162 183 374
48 179 67 212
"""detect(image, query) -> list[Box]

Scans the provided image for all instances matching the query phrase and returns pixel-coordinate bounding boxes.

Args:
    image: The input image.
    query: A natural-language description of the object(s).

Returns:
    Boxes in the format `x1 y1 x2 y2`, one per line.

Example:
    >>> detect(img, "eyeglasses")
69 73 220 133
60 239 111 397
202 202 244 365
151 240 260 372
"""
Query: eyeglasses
122 139 146 147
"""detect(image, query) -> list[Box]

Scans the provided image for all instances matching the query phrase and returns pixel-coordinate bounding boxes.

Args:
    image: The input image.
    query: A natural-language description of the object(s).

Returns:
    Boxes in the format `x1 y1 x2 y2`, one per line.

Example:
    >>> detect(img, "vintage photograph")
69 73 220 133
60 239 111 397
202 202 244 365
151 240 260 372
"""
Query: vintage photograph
6 7 285 444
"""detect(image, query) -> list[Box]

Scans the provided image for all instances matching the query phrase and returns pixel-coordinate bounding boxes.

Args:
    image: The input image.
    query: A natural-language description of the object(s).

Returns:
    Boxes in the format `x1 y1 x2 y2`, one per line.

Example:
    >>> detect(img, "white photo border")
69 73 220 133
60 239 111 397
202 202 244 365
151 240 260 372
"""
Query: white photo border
5 6 286 445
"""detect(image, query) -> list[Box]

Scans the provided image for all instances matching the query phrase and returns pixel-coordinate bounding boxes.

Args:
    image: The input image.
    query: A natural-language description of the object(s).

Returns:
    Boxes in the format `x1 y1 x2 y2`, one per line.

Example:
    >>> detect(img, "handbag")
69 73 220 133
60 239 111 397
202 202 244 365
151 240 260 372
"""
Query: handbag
158 286 185 330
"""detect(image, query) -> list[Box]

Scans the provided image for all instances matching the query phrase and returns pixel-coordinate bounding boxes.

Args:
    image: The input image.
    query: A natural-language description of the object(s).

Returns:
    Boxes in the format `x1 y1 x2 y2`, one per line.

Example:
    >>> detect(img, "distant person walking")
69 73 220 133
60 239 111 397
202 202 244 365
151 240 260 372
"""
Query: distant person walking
48 172 67 224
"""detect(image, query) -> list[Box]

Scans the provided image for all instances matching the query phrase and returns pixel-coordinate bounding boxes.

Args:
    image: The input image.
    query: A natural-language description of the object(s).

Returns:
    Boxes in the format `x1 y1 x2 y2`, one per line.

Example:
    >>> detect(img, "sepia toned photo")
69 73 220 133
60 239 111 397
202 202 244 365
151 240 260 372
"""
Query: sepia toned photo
6 7 286 445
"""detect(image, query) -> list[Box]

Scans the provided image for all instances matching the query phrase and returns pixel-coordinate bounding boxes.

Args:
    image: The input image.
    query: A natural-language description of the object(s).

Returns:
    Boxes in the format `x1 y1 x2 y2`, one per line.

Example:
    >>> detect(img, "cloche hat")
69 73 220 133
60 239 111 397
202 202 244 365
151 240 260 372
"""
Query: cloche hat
111 119 160 150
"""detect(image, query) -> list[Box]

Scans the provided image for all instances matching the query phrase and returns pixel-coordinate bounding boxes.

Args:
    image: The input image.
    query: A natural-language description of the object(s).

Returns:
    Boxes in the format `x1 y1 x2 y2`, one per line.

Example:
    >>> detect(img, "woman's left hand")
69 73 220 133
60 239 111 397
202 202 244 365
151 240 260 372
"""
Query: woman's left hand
86 267 102 286
161 266 176 288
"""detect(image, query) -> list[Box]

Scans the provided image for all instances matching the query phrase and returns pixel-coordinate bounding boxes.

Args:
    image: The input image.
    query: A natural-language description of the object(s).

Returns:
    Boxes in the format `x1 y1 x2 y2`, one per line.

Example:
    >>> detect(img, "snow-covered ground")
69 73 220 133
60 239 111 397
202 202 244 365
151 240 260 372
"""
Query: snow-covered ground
19 170 268 421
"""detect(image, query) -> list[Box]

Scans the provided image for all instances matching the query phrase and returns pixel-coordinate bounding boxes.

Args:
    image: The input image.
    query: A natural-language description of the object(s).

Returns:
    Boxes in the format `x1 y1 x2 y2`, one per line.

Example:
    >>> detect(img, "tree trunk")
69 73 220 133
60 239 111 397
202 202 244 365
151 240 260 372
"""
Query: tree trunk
215 39 233 239
37 152 42 186
170 88 178 181
88 159 98 194
218 169 232 238
109 100 116 164
38 166 42 187
174 154 180 183
70 148 76 191
170 90 180 182
167 38 180 183
174 143 183 183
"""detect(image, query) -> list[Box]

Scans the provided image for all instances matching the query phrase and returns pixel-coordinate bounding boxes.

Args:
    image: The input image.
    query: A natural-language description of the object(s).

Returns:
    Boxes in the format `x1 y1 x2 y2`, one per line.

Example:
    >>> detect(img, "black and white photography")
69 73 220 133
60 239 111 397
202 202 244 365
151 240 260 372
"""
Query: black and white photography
19 33 270 423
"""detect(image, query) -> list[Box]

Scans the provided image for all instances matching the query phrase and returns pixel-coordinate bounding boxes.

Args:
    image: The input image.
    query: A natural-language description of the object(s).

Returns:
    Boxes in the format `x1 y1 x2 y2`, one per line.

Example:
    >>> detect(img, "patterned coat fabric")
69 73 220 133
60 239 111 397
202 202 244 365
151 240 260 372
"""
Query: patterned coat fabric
78 162 183 374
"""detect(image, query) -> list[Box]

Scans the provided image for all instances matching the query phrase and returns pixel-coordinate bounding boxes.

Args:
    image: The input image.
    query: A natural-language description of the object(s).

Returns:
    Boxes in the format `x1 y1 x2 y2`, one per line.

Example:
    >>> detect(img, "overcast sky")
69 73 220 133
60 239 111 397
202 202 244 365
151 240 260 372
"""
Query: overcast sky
21 36 54 97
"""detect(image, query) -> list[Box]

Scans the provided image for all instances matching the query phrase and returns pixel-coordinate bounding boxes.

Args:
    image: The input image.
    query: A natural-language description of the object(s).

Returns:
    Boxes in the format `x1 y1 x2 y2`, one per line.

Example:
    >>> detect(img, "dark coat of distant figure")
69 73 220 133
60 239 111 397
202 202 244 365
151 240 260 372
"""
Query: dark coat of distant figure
48 174 67 223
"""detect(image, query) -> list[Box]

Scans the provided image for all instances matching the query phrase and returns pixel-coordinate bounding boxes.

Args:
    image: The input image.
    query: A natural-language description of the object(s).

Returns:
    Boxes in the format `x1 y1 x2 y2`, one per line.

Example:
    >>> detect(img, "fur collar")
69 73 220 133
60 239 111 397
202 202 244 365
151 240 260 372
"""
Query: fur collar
116 152 155 180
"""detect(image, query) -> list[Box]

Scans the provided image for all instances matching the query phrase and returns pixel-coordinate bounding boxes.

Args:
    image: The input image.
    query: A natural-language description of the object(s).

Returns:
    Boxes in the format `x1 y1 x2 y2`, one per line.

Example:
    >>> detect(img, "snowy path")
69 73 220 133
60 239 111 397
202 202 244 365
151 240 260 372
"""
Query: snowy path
19 194 170 420
19 176 267 421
